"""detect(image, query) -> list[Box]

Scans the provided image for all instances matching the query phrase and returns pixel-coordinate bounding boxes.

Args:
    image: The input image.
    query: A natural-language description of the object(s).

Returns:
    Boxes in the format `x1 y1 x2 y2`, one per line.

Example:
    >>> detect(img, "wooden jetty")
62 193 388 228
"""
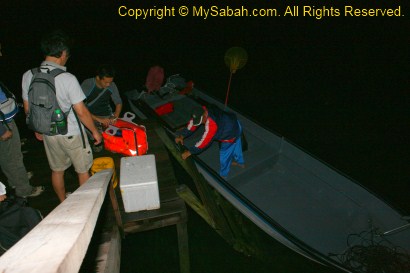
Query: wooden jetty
0 116 189 273
108 119 190 273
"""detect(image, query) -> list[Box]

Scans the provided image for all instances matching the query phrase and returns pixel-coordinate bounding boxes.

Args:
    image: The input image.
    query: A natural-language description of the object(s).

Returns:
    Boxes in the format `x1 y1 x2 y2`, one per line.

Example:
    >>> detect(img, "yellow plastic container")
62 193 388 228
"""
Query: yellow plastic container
91 157 119 188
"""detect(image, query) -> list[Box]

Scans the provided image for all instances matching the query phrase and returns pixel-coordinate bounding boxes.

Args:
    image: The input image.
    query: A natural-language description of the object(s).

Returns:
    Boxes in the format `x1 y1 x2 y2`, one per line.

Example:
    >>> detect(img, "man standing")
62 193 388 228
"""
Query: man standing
81 65 122 152
0 42 44 198
22 30 102 202
175 105 245 178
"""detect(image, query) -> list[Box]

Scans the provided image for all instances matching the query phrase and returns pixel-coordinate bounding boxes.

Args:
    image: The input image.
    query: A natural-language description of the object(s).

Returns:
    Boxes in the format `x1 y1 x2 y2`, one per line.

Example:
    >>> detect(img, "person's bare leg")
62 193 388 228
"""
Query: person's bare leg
78 171 90 186
52 170 65 202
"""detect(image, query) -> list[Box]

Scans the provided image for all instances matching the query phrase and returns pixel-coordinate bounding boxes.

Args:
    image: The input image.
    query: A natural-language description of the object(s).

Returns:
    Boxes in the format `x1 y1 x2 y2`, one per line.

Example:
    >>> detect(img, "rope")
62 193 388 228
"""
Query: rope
332 228 410 273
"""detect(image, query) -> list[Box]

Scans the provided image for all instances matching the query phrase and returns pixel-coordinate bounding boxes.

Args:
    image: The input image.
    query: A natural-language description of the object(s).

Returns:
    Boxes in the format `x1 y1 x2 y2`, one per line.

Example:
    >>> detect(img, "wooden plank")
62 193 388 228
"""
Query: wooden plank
155 127 234 244
122 198 186 224
159 185 180 202
176 184 215 228
0 169 113 273
95 225 121 273
109 180 125 238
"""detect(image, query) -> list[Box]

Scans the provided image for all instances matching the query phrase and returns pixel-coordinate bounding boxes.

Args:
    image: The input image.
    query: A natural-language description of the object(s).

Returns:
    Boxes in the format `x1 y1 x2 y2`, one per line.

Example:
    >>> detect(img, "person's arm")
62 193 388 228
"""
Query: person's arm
180 126 215 159
175 119 198 145
23 99 43 141
22 70 32 115
91 114 107 124
110 82 122 119
191 118 217 153
113 103 122 119
91 113 117 128
0 129 12 141
0 122 7 138
0 122 12 141
23 99 29 115
73 101 102 144
0 84 13 140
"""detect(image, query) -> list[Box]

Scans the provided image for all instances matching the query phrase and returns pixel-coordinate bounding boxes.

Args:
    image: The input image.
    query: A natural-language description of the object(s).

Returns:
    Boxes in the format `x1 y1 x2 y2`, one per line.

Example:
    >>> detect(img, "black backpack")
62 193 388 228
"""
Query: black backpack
0 197 42 252
27 67 66 135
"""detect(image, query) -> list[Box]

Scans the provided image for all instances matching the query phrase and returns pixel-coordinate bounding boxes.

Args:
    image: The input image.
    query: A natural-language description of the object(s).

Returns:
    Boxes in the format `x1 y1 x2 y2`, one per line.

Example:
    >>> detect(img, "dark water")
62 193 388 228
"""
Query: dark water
1 1 409 272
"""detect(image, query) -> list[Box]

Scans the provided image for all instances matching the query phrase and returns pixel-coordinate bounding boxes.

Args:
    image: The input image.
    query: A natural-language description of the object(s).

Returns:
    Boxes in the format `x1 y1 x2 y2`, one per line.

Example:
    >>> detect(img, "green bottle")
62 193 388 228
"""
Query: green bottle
53 109 67 135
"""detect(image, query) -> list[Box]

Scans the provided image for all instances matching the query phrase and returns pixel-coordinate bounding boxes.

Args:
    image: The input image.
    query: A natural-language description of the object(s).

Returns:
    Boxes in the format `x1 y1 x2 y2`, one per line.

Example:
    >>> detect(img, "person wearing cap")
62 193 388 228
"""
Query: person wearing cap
175 105 245 178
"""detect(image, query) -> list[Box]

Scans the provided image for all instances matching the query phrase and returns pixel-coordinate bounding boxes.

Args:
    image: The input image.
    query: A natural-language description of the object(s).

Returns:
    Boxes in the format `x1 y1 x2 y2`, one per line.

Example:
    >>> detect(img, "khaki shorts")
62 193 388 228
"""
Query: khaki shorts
43 134 93 173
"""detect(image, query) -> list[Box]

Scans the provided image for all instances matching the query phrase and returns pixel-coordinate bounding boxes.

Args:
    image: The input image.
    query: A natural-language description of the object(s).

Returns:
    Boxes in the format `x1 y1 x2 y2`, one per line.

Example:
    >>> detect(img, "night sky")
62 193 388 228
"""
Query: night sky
1 1 409 270
2 0 409 203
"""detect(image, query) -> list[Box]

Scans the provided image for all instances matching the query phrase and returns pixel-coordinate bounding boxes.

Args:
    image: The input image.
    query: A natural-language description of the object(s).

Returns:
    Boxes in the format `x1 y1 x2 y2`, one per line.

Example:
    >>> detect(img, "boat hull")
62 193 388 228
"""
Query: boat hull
126 78 410 273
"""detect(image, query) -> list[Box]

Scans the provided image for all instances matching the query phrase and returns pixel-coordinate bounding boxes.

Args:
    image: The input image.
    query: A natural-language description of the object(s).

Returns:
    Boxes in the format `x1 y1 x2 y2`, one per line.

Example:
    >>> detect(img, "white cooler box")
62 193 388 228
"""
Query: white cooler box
120 154 160 212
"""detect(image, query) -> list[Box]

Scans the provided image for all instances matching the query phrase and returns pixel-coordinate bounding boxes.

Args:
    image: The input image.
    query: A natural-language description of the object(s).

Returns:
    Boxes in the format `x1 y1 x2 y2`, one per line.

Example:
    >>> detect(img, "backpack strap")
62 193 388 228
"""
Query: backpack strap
49 68 66 78
29 67 66 95
55 71 83 149
72 108 86 149
0 82 16 130
86 88 109 107
0 81 16 100
30 67 40 75
30 67 65 78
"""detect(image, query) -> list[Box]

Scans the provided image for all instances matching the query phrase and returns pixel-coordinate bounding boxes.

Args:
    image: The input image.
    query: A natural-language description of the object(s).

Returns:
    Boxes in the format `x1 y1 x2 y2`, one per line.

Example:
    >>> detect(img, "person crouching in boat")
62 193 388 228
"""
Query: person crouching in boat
175 105 245 179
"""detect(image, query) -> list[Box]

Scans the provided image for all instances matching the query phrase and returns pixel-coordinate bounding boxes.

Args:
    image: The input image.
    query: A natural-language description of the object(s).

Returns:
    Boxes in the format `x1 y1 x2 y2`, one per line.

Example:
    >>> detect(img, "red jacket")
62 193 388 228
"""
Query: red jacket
180 105 240 154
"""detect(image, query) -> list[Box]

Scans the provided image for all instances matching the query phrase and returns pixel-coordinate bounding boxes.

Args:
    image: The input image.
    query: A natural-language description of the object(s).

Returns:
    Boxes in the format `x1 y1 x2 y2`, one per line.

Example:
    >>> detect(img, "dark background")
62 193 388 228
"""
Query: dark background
1 1 409 272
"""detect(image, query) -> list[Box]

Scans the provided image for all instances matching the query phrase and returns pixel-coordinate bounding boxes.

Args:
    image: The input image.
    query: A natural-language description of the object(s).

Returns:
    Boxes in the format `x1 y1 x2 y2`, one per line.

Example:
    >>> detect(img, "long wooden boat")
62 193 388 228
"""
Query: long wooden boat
125 74 410 273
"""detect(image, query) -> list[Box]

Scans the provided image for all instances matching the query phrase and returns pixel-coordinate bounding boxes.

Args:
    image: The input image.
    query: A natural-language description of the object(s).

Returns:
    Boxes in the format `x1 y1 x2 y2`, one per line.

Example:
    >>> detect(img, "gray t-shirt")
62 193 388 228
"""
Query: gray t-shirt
81 77 122 117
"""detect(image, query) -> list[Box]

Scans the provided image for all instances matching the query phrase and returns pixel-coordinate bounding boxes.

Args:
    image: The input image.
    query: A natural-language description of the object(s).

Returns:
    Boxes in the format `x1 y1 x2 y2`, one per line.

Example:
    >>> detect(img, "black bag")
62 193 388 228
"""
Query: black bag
0 196 43 252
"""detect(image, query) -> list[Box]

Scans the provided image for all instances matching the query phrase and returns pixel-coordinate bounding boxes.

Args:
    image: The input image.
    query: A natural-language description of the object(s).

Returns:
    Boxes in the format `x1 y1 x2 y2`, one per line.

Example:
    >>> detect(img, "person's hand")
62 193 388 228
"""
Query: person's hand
181 150 191 160
0 130 12 141
99 117 111 128
0 194 6 202
109 116 117 126
93 131 103 145
34 132 43 141
175 135 184 145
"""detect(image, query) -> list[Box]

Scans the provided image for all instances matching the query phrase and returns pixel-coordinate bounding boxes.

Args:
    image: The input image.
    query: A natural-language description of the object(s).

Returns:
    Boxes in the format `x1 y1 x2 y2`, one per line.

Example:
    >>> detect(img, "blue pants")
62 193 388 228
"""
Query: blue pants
219 122 244 177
